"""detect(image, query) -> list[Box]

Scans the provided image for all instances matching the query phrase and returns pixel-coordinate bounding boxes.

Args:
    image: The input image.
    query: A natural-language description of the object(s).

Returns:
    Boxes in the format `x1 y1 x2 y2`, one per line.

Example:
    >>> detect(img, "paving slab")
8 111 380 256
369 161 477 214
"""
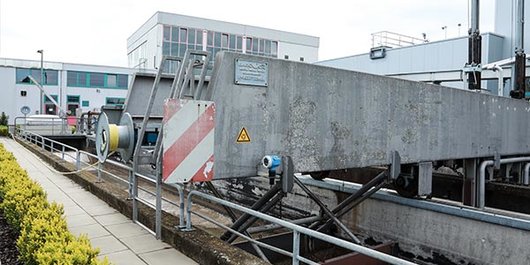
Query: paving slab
120 234 172 254
83 204 118 216
101 250 147 265
106 222 150 239
69 223 110 239
66 213 97 228
94 213 131 226
139 248 197 265
90 235 128 255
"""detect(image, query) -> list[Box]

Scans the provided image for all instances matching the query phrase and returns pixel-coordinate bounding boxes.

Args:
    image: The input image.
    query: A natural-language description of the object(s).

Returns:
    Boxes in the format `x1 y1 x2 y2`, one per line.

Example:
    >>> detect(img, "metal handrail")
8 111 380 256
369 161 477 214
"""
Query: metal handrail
13 129 178 239
16 129 414 264
186 190 416 265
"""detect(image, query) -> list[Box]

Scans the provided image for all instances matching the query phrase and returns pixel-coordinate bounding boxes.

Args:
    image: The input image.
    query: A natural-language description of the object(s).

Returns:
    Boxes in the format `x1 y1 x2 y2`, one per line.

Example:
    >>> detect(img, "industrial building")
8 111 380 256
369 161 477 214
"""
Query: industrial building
0 58 134 123
127 12 320 72
316 0 530 96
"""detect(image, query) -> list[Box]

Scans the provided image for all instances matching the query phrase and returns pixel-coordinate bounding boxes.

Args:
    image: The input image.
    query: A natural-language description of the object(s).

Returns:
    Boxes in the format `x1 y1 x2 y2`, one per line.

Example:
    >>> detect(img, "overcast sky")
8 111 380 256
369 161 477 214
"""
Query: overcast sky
0 0 496 67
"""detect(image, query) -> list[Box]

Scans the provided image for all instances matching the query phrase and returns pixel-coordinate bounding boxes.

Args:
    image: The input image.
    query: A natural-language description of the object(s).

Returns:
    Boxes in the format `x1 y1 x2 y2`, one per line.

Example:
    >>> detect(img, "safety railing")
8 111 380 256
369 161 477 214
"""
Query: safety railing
14 128 414 264
13 128 183 239
13 116 96 136
185 190 416 265
371 31 427 48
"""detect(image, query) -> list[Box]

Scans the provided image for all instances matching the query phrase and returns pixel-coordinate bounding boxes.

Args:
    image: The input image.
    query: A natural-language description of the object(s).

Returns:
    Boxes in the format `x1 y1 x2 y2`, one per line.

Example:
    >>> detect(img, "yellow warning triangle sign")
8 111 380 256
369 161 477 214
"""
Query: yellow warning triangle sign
236 127 251 143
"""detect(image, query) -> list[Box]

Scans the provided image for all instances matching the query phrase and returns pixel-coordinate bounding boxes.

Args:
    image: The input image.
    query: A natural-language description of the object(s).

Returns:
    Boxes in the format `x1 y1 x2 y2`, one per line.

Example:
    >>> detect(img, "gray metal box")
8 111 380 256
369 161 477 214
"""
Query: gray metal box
208 52 530 179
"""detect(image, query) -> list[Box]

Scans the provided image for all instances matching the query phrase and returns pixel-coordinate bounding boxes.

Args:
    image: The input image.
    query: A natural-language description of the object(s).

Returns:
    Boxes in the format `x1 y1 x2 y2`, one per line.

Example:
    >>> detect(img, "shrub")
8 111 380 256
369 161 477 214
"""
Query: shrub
0 125 9 137
0 111 8 126
0 143 108 265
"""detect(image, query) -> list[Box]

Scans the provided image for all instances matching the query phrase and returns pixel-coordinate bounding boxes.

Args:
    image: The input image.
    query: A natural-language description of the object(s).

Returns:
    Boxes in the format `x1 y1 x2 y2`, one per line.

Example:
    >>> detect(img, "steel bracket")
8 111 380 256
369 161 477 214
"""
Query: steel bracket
494 152 501 170
389 151 401 180
463 64 482 73
418 161 433 197
281 156 294 193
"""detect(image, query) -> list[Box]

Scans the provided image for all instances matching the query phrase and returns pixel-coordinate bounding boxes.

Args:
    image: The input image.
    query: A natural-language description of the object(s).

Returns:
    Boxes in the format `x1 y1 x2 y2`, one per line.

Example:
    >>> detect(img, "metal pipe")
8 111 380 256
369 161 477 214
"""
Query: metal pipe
492 65 504 96
38 49 43 114
317 181 387 233
524 163 530 185
155 158 162 239
136 196 156 210
293 177 361 244
246 216 321 234
132 167 139 222
186 191 416 265
192 210 307 264
75 151 80 170
512 0 527 97
292 231 301 265
97 161 102 182
467 0 482 90
309 171 387 230
479 156 530 209
176 184 186 228
226 192 285 243
220 182 282 241
204 181 271 262
470 0 479 33
331 171 387 215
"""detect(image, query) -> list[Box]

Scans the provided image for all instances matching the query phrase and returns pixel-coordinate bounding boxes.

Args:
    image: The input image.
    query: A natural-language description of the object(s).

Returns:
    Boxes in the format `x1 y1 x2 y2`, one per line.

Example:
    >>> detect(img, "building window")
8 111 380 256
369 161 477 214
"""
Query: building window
161 25 278 69
67 95 80 103
271 41 278 57
236 36 243 51
82 100 89 107
252 38 258 53
221 34 229 49
163 25 171 41
44 94 58 103
171 27 179 42
245 37 252 53
180 28 188 43
67 71 128 89
106 74 117 87
67 95 80 115
89 73 105 87
188 29 196 45
106 97 126 107
117 75 128 88
20 91 27 97
284 55 289 60
16 68 58 85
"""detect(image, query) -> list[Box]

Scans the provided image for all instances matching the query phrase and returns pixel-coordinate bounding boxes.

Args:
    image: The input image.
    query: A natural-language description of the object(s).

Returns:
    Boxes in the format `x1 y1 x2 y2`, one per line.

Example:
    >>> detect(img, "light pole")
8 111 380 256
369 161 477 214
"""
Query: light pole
37 49 43 114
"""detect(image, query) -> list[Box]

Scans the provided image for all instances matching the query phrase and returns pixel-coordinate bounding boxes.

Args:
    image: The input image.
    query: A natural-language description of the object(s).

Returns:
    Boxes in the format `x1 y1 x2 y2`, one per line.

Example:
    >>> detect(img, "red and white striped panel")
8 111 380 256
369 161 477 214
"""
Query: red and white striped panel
162 99 215 183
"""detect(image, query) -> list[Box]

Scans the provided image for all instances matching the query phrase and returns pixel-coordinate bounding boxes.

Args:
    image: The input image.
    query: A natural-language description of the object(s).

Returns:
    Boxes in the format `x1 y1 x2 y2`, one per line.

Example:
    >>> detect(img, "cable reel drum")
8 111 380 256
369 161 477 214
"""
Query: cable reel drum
96 112 135 163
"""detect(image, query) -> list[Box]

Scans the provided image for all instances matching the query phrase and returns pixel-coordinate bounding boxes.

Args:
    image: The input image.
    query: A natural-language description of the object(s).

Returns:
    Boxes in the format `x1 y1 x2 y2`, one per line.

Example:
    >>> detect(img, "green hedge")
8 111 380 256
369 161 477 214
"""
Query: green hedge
0 125 9 137
0 143 109 265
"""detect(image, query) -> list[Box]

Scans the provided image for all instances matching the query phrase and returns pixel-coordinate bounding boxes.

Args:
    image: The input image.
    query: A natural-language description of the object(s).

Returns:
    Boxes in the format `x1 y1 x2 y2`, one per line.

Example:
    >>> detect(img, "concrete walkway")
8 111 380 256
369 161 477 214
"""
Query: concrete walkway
0 138 197 265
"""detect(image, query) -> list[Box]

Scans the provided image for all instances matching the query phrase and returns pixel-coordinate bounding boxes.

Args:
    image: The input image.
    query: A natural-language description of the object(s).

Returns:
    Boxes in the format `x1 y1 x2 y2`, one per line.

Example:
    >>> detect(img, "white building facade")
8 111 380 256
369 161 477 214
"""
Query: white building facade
0 58 134 124
127 12 320 71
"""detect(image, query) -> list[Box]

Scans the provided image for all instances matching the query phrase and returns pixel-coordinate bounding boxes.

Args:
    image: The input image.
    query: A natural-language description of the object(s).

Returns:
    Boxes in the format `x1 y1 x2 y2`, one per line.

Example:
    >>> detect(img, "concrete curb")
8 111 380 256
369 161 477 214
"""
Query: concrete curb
17 140 267 265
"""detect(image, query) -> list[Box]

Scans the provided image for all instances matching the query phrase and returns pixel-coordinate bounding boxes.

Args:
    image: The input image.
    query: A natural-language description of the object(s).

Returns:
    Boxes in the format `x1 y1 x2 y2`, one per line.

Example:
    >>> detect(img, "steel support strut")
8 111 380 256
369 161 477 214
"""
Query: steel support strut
511 0 527 98
205 182 270 263
220 183 283 241
225 191 285 243
294 177 362 244
467 0 481 91
309 171 388 233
